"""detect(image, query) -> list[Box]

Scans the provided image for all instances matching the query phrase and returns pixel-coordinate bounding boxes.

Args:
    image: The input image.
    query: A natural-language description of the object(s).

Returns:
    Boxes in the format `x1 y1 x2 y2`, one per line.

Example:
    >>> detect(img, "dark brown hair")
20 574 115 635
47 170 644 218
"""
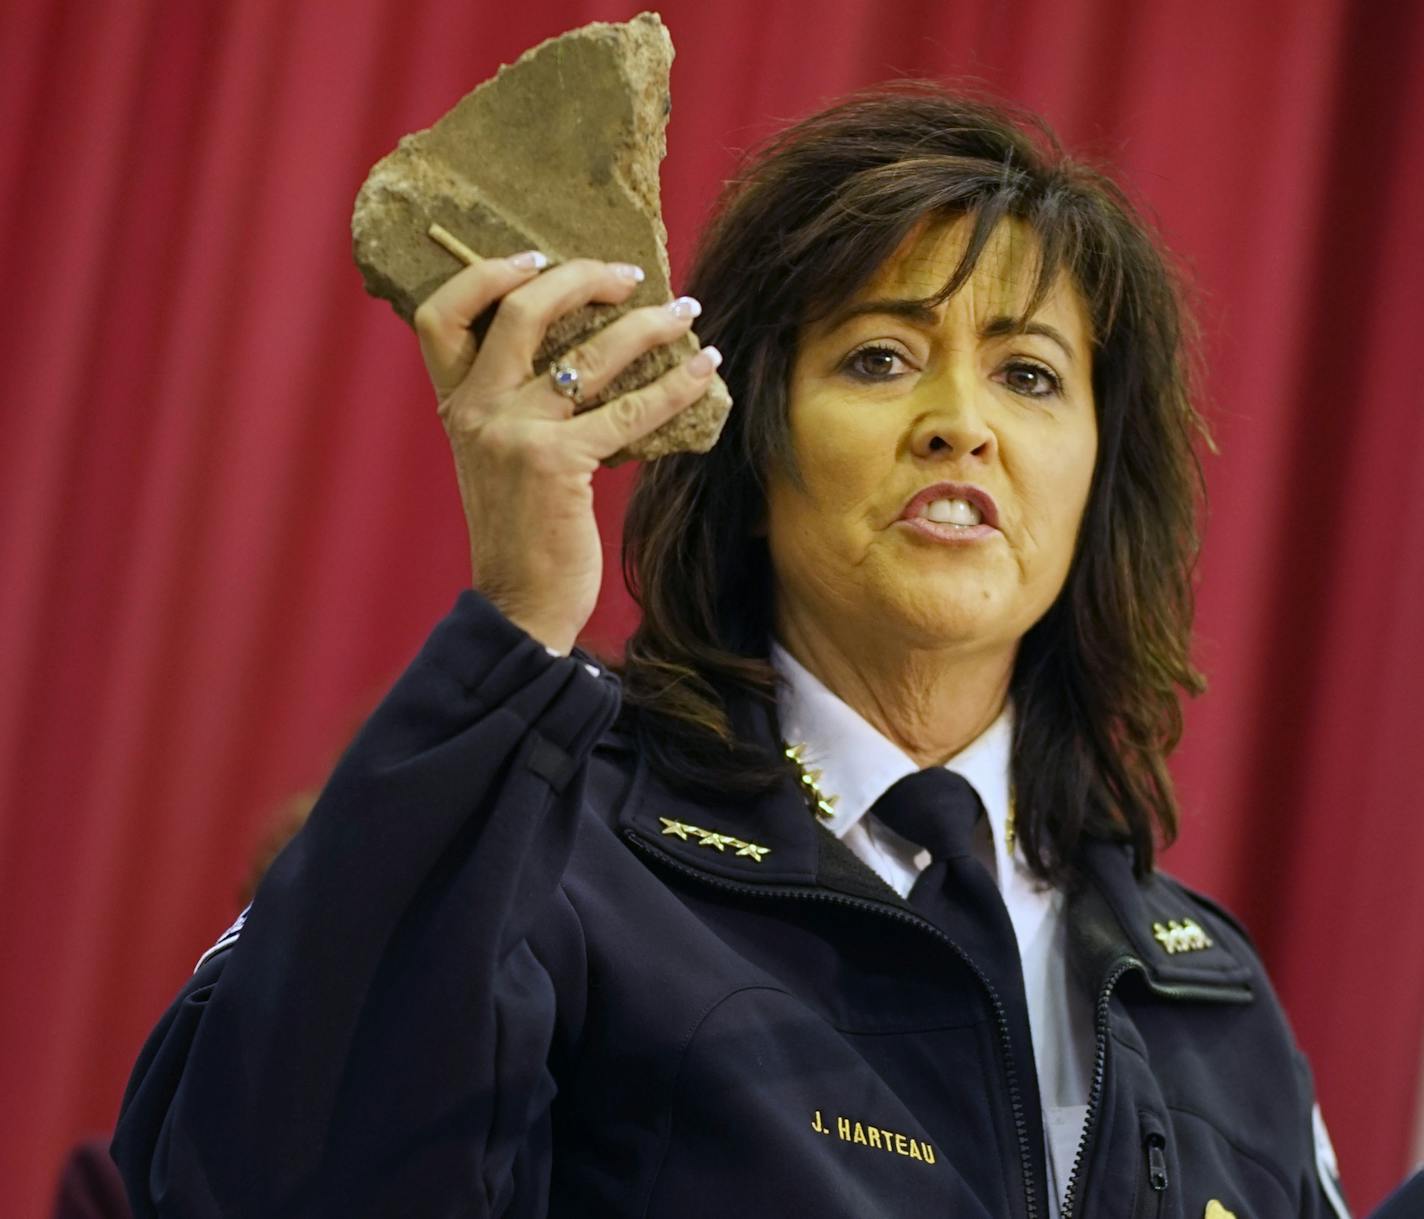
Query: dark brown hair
621 84 1208 884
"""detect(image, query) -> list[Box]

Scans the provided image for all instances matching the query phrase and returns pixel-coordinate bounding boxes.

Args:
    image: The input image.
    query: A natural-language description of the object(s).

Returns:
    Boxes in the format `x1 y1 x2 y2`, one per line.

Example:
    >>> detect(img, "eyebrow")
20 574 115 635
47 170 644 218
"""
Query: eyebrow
822 299 1079 364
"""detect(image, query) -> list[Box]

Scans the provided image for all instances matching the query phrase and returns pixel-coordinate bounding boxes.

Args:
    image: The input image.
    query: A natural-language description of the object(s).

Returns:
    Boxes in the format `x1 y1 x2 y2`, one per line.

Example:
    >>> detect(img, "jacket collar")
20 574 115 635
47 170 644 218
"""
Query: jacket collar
613 696 892 895
613 705 1256 1005
1069 840 1255 1003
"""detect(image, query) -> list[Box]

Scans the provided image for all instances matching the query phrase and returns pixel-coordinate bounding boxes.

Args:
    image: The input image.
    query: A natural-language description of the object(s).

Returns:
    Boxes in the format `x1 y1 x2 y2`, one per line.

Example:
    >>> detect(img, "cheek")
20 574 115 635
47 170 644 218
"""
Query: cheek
1065 424 1100 521
789 389 893 503
1056 448 1098 562
767 395 889 587
1017 424 1098 570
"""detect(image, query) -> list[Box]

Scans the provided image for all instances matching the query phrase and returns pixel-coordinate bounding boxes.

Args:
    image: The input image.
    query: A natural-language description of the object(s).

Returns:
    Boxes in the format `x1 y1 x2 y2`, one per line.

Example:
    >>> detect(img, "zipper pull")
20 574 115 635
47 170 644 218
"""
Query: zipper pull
1146 1133 1168 1192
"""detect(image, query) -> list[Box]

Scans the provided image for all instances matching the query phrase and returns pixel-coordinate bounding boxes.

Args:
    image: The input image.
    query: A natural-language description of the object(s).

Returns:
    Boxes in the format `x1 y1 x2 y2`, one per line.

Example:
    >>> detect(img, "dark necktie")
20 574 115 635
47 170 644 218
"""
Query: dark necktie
869 767 1047 1212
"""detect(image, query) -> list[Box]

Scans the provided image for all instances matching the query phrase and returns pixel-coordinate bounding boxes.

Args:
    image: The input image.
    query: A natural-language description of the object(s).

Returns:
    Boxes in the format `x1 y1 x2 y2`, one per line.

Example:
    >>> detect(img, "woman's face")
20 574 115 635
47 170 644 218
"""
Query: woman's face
765 215 1098 666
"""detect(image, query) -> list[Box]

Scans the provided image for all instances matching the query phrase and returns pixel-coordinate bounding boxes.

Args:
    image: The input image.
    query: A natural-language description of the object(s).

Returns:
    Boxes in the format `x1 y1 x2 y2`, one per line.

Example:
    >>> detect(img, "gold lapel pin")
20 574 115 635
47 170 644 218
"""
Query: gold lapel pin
1204 1200 1237 1219
1152 917 1214 955
784 743 839 821
658 817 771 863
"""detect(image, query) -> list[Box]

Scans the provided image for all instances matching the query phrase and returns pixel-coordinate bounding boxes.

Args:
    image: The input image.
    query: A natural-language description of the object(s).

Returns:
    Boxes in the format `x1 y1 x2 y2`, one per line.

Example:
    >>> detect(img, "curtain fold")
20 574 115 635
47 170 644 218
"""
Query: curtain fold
3 2 1420 1214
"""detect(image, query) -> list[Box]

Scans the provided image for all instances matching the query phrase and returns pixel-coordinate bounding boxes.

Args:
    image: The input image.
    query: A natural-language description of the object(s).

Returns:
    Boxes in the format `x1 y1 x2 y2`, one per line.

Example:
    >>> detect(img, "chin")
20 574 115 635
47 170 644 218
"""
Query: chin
869 589 1019 653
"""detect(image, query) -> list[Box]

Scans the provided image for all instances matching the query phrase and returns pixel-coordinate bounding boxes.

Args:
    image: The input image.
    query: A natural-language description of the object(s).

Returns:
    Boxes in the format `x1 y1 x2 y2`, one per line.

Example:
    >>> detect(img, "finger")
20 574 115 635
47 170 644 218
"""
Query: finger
413 251 550 400
476 258 647 389
568 345 724 460
553 296 702 403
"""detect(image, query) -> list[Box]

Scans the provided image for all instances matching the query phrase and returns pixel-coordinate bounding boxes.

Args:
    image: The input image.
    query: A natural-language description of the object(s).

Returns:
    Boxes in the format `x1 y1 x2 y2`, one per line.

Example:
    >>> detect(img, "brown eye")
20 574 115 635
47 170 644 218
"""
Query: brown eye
843 345 909 381
1001 360 1062 398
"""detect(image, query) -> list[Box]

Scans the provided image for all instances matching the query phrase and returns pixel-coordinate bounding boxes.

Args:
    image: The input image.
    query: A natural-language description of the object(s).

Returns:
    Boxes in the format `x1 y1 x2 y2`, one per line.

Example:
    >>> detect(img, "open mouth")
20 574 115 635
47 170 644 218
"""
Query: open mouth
899 483 1000 532
919 497 984 527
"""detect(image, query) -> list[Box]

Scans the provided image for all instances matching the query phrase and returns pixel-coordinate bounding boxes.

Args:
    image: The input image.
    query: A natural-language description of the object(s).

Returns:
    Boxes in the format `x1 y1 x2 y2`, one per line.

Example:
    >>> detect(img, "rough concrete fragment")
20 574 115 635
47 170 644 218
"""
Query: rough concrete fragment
351 13 731 464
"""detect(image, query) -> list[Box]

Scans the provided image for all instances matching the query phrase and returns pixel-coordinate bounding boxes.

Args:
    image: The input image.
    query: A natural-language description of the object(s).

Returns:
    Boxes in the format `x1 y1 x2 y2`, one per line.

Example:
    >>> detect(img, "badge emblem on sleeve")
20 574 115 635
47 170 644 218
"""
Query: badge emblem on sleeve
1313 1104 1351 1219
193 903 250 972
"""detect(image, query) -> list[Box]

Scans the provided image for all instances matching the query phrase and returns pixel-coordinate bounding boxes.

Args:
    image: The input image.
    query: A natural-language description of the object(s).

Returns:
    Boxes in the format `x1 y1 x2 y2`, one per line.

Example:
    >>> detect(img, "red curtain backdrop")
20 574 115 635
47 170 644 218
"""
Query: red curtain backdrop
2 0 1421 1214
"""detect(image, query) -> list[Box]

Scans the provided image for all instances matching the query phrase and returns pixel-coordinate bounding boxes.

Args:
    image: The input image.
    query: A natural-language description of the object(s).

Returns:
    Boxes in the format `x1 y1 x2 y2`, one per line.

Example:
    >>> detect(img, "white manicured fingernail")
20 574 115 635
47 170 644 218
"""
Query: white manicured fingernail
508 250 549 271
613 263 645 283
665 295 702 319
688 345 722 376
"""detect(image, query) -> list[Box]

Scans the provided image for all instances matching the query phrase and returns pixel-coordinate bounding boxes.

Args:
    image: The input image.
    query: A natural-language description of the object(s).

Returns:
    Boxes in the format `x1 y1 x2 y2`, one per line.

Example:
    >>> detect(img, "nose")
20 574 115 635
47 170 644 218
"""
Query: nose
908 371 996 462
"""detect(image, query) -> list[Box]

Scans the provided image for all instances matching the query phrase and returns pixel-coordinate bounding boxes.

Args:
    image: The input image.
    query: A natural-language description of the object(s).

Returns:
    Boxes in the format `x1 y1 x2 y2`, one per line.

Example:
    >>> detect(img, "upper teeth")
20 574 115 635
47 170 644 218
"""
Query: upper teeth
923 498 984 526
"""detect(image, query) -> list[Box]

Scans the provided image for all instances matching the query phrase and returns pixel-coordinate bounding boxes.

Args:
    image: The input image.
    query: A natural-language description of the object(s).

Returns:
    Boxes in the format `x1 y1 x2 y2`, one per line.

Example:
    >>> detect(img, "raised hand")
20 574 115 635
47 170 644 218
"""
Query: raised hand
413 253 722 654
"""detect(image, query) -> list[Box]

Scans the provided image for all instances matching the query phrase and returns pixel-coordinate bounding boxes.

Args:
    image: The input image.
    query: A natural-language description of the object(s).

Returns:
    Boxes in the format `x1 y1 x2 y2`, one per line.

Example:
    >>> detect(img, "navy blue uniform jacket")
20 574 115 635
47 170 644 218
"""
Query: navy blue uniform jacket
113 592 1346 1218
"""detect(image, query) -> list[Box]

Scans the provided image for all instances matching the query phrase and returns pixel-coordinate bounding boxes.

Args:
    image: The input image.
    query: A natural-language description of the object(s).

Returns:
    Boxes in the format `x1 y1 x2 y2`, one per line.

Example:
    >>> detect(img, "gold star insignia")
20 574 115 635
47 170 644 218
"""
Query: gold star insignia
653 818 770 863
784 742 839 821
1153 917 1213 955
1204 1202 1236 1219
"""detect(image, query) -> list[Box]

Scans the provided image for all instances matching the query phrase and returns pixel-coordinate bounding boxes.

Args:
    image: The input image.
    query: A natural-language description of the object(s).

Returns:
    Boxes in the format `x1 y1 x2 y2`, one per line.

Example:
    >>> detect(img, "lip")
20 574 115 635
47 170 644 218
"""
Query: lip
898 482 1002 532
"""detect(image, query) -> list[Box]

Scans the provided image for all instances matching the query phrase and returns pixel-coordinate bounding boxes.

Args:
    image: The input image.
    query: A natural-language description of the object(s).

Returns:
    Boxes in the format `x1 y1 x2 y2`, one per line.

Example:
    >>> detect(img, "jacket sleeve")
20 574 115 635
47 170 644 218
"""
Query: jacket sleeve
111 590 622 1219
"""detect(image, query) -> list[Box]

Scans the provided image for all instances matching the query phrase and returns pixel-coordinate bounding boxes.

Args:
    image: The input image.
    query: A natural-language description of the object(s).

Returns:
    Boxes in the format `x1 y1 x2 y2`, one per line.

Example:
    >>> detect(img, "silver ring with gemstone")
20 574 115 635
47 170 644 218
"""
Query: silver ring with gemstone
548 359 583 405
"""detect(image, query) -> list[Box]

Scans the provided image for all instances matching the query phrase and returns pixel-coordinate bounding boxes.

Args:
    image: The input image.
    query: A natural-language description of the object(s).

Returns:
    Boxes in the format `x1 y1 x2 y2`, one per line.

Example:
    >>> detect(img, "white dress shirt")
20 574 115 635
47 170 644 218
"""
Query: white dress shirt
772 642 1095 1216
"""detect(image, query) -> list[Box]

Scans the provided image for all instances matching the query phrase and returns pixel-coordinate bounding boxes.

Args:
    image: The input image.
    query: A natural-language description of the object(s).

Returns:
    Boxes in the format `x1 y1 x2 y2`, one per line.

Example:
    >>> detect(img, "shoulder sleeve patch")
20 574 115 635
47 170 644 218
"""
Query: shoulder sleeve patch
1313 1103 1351 1219
194 903 250 973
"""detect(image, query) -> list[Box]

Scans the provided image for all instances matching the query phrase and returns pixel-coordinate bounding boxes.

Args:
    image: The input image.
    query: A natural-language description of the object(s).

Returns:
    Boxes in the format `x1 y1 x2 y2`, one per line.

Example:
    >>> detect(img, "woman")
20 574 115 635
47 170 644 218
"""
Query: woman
114 87 1348 1218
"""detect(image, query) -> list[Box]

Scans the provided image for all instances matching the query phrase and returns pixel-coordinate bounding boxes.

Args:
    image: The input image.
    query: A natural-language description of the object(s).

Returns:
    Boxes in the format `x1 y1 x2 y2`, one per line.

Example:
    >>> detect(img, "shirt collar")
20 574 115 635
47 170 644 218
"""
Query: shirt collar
772 641 1017 880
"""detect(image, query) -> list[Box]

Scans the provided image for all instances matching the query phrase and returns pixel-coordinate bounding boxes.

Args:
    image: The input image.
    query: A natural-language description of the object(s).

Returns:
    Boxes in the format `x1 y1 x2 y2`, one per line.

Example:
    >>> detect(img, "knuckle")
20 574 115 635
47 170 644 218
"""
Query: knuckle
610 392 647 431
477 418 559 474
474 417 522 460
497 294 535 330
570 342 605 382
412 299 443 337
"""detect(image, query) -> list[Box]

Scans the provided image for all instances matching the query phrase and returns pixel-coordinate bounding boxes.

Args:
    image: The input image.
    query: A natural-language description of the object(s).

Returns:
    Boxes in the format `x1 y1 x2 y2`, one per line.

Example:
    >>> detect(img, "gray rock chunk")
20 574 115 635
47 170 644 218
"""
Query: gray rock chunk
351 12 731 464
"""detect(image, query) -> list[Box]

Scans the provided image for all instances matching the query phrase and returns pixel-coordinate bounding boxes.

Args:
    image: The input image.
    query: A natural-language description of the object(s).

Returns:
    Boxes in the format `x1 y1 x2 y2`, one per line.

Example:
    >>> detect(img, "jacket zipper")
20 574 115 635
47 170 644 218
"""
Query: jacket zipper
624 831 1042 1219
1058 956 1221 1218
1058 957 1133 1218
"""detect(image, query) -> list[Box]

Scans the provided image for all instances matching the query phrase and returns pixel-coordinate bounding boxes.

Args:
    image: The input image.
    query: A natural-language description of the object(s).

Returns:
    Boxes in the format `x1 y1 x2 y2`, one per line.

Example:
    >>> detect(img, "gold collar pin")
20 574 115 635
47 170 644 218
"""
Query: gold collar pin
659 817 770 863
1153 917 1214 955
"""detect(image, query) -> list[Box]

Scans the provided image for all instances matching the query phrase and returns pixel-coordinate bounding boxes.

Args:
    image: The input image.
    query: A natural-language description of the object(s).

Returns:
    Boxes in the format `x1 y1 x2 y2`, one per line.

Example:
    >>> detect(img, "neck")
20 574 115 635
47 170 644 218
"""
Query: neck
775 616 1015 767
